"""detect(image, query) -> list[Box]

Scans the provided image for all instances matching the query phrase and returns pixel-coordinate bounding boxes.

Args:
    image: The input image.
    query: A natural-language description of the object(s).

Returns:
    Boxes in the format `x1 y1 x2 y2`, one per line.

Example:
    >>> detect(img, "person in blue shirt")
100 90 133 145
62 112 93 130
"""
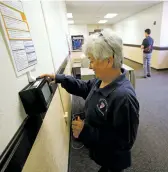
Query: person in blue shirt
41 29 139 172
141 29 154 78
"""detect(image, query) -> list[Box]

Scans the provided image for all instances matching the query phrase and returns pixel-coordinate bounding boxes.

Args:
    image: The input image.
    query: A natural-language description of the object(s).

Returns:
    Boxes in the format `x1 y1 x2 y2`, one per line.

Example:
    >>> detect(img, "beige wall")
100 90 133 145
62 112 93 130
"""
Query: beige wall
157 51 168 69
58 59 72 130
70 48 168 70
123 46 168 69
23 60 72 172
22 90 69 172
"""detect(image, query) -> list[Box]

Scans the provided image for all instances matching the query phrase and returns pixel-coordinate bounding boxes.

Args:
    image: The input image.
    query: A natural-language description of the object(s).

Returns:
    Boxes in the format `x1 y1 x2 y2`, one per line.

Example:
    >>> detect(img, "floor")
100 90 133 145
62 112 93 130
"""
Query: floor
69 59 168 172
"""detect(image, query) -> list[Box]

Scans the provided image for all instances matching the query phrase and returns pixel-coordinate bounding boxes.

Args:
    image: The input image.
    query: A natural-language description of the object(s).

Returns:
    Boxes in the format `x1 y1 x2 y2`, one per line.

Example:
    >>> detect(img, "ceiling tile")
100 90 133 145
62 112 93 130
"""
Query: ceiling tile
66 1 160 24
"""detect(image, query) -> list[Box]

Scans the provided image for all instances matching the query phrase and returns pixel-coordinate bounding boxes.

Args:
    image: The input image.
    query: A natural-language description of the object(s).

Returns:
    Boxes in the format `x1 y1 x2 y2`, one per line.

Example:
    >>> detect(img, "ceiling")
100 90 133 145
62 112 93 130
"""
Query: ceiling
66 1 160 25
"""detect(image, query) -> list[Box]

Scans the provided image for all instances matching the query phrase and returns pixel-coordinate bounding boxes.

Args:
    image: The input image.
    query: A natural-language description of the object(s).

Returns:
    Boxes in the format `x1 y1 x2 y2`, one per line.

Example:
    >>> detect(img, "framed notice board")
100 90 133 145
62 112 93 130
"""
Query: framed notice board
0 1 37 76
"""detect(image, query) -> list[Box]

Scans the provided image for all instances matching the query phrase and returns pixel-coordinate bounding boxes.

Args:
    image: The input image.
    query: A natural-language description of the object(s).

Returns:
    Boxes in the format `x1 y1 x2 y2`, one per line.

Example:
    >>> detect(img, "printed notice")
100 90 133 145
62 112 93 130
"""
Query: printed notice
24 40 33 47
4 16 29 31
27 52 36 61
13 50 29 71
7 29 31 39
1 1 24 12
25 46 35 53
10 40 24 50
0 1 37 76
0 4 22 20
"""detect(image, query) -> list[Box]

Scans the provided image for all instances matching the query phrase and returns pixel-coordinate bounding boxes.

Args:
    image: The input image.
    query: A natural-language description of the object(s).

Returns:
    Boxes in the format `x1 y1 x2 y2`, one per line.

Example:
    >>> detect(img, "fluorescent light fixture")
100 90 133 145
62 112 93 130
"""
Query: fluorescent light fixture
68 20 74 24
98 20 107 24
104 13 118 19
67 13 73 18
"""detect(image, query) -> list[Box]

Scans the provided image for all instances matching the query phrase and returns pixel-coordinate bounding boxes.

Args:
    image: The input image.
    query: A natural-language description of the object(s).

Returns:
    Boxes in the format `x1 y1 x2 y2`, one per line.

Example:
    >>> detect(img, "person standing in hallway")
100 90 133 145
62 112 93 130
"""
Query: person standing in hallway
141 29 154 78
41 29 139 172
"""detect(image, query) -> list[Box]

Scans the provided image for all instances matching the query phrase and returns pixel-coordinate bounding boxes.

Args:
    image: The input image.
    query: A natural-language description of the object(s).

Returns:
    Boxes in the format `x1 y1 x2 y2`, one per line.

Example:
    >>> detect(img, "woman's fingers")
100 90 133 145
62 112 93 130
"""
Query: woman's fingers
40 74 55 79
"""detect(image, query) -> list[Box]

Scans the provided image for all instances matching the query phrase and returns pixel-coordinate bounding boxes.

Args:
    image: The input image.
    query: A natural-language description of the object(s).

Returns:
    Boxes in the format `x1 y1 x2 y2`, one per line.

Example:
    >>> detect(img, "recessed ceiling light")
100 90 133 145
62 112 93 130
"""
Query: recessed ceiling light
98 20 107 24
68 20 74 24
104 13 118 19
67 13 73 18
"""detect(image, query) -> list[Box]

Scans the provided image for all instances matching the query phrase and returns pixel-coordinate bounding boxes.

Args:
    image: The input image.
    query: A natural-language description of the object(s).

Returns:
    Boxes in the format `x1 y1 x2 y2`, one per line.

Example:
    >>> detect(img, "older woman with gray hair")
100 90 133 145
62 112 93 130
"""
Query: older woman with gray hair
41 29 139 172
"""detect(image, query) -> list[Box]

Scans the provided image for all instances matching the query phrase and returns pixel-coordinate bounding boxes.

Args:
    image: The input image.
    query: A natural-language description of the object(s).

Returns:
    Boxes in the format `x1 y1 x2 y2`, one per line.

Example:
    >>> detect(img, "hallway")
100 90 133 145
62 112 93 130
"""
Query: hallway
2 1 168 172
69 59 168 172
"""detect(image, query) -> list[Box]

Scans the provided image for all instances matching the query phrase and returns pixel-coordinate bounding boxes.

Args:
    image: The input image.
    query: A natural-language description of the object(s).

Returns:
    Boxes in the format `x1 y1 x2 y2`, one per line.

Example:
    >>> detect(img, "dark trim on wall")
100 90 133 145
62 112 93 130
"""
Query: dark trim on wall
0 56 69 172
123 44 141 48
153 46 168 51
56 55 69 75
0 117 28 172
124 57 168 70
123 44 168 51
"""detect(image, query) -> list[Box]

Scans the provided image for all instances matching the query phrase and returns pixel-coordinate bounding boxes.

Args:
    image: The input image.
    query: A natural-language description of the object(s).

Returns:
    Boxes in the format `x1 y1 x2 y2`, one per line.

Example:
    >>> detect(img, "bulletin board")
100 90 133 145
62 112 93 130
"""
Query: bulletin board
0 1 37 76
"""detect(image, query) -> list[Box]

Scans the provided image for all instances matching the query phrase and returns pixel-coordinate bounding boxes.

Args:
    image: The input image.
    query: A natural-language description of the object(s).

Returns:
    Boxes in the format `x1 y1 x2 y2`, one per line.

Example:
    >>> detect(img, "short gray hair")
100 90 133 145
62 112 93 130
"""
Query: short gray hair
83 28 123 68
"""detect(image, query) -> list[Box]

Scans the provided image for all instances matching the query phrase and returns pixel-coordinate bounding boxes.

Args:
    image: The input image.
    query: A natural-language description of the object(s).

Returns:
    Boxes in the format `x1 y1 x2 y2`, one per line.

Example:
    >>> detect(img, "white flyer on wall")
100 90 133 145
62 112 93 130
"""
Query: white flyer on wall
25 46 35 54
10 40 24 50
1 1 24 12
13 50 29 71
27 52 37 63
0 3 22 20
7 29 31 40
4 16 29 31
0 1 37 76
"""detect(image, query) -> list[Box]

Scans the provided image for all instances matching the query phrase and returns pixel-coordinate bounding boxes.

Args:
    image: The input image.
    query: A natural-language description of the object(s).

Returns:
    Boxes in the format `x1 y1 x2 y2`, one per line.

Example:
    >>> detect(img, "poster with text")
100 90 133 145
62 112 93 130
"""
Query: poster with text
0 1 37 76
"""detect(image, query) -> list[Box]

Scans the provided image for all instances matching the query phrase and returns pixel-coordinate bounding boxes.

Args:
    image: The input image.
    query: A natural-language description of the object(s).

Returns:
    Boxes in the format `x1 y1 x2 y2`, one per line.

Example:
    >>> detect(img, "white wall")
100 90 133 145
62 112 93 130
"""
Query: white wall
112 3 163 46
111 2 168 69
0 0 69 155
41 1 69 71
160 2 168 47
68 24 88 39
87 24 112 32
23 1 55 77
157 1 168 68
68 24 112 40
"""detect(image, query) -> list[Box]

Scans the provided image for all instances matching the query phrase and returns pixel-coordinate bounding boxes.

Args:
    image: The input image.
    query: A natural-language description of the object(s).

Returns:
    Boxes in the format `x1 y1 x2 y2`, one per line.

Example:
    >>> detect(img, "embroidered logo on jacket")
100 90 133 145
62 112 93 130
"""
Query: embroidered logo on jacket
97 98 108 116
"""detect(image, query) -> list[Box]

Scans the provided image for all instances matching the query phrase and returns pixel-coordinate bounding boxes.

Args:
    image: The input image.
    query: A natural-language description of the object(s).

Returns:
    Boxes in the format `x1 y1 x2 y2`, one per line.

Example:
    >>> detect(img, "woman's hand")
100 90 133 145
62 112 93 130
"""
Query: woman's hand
72 117 84 138
40 73 55 79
